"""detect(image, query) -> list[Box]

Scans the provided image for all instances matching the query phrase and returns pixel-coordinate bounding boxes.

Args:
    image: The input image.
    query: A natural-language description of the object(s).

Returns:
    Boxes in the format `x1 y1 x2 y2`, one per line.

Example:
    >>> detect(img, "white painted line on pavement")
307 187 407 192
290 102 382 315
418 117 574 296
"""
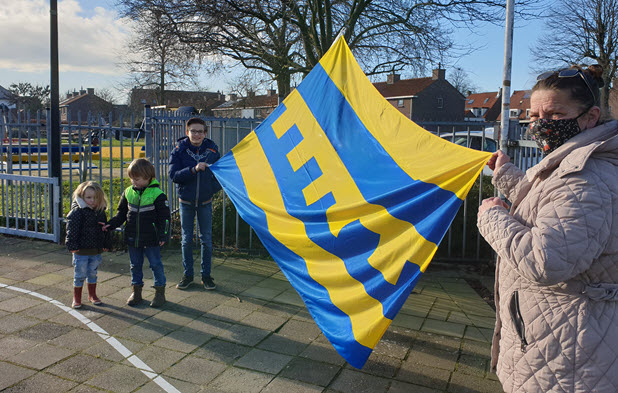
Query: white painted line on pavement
0 282 182 393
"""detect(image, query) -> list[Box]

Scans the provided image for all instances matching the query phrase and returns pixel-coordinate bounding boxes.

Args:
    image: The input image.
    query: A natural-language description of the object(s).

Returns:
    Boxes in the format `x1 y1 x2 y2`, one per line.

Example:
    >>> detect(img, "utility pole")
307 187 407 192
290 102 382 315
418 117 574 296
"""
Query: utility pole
50 0 62 219
500 0 515 153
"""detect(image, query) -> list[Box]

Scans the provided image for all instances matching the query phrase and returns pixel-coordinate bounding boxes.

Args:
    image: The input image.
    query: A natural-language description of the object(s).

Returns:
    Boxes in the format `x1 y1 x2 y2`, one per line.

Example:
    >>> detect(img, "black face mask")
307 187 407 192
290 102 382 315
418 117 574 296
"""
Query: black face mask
528 111 588 154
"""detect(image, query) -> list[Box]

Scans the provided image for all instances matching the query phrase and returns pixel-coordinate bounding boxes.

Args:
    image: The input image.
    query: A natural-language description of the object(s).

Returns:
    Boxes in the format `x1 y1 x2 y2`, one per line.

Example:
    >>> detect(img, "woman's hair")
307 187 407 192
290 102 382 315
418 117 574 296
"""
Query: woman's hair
72 181 107 211
533 64 606 116
127 158 156 181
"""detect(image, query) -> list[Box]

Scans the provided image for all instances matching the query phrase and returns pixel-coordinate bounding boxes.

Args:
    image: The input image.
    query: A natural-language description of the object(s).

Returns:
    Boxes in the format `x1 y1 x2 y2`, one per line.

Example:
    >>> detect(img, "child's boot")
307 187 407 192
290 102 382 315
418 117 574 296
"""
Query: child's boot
150 286 166 308
72 286 83 309
127 284 143 306
87 283 102 305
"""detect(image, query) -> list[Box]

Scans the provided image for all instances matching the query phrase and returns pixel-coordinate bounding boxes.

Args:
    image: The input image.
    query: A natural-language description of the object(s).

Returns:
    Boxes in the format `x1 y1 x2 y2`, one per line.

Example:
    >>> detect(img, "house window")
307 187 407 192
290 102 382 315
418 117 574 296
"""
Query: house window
397 99 404 107
510 109 519 118
437 97 444 109
526 109 530 118
483 98 489 104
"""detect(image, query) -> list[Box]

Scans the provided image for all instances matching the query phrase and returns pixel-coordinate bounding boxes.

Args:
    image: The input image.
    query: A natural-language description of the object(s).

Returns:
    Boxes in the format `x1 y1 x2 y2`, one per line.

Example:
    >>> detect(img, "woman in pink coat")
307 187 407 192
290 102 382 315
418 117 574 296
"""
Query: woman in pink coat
478 65 618 393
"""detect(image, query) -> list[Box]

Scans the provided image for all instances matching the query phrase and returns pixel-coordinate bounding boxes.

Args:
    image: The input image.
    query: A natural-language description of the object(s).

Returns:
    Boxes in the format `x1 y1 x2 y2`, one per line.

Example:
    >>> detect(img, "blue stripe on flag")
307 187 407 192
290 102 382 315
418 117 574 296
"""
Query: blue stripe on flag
211 145 373 367
297 64 463 246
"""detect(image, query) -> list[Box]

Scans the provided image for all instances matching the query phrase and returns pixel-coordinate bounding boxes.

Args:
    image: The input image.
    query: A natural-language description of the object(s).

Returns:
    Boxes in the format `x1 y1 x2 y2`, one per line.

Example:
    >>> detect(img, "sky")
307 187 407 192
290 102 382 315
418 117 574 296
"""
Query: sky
0 0 546 105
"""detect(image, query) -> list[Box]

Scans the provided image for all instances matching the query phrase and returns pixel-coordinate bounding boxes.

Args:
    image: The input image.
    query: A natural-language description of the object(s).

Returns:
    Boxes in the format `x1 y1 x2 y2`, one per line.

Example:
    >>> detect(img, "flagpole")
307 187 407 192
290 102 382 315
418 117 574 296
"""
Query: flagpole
500 0 515 153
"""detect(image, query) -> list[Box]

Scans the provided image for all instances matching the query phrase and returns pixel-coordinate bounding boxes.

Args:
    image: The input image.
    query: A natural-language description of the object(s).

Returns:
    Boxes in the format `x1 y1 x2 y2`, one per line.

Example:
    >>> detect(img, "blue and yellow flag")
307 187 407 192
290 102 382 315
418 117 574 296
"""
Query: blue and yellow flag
210 37 491 368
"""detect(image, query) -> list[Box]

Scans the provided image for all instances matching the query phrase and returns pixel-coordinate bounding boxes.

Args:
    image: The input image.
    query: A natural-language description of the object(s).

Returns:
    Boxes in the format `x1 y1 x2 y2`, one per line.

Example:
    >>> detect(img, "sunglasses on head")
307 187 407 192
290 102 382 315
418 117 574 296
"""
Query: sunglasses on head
537 68 597 102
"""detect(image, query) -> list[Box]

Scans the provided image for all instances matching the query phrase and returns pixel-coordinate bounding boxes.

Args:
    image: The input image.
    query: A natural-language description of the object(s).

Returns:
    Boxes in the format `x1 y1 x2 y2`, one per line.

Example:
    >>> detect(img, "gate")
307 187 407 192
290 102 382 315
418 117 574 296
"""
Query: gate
0 173 60 242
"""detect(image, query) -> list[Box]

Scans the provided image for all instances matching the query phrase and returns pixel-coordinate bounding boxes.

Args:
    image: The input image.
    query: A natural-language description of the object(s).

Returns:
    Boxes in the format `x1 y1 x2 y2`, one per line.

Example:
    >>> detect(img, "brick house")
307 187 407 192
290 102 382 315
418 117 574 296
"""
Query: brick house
129 88 225 116
464 91 502 122
372 69 465 123
497 90 532 123
59 88 113 122
212 90 279 119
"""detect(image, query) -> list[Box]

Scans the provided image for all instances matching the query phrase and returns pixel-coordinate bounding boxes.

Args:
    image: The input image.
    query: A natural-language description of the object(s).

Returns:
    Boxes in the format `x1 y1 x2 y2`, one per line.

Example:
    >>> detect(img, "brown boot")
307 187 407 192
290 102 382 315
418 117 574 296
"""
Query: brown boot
127 284 143 306
150 286 166 308
87 283 102 305
72 286 83 309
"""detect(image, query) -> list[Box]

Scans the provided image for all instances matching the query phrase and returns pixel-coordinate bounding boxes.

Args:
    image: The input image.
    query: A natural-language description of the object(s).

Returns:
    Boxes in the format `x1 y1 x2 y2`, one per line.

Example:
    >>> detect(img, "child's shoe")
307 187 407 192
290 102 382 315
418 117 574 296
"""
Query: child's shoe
87 283 102 305
72 286 83 308
127 284 143 306
150 286 166 308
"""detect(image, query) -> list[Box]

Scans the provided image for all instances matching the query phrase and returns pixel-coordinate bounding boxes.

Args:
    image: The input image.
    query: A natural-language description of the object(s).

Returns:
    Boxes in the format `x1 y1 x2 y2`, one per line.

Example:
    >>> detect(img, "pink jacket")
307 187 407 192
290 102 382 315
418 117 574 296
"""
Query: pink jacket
478 120 618 393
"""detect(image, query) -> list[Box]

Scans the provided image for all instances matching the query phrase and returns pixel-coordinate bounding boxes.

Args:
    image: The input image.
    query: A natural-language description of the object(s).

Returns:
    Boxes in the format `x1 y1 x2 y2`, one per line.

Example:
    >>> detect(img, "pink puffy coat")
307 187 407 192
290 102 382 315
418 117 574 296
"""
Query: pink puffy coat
477 120 618 393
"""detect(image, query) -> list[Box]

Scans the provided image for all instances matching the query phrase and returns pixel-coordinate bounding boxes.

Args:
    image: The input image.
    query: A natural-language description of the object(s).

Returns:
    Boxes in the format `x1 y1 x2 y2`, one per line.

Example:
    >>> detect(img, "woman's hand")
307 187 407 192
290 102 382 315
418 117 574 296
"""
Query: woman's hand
478 197 509 215
487 150 510 171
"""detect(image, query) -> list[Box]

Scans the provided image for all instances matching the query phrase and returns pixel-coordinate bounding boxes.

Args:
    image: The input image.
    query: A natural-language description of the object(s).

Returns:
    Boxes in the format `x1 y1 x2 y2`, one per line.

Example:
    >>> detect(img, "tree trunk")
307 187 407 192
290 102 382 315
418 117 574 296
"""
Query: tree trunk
276 70 291 102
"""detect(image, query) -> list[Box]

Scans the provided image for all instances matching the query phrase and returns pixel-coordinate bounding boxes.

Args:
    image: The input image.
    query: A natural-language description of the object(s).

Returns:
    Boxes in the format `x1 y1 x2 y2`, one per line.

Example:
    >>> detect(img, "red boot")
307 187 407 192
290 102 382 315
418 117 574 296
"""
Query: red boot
72 287 83 308
87 283 102 305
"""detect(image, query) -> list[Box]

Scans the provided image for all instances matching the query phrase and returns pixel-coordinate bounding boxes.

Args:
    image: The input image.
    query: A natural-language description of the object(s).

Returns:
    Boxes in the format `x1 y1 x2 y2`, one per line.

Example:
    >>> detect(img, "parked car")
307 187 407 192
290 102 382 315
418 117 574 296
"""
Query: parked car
439 129 497 176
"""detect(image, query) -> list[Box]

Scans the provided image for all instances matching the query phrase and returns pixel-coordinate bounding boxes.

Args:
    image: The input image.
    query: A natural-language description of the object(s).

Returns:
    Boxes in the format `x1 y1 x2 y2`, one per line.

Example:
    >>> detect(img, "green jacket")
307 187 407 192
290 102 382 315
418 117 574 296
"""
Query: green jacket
107 179 171 247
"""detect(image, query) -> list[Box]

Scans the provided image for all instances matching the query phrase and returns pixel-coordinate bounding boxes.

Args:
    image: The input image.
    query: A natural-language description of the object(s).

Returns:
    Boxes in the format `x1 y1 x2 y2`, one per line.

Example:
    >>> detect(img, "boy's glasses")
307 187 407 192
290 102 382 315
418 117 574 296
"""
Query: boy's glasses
536 68 597 102
189 130 205 134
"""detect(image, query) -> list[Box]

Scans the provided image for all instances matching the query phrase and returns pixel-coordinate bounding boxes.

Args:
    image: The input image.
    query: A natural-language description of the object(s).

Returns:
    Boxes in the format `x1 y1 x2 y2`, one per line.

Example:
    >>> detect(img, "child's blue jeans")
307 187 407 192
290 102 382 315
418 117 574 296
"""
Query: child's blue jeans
128 246 166 287
72 254 102 287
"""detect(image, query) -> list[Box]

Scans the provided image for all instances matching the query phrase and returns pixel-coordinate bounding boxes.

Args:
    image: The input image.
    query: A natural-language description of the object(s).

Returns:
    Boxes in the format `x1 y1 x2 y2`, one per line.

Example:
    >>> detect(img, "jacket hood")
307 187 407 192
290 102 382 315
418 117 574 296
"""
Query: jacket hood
527 119 618 181
74 196 89 209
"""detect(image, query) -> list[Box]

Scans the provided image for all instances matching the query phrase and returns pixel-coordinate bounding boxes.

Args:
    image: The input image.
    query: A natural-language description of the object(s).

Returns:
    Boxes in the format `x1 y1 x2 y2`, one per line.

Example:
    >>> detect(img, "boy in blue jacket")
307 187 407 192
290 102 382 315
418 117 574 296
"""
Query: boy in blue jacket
169 117 221 290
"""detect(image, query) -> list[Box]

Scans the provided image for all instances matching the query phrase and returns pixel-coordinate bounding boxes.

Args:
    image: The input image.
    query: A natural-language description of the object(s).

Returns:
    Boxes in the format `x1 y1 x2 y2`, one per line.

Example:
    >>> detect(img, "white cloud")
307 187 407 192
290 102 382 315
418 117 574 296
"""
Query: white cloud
0 0 130 75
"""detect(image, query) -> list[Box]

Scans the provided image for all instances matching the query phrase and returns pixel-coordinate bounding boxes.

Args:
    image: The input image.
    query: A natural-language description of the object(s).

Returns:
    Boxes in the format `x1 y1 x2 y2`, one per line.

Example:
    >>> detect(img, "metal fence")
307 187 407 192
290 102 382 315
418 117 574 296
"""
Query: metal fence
1 108 541 262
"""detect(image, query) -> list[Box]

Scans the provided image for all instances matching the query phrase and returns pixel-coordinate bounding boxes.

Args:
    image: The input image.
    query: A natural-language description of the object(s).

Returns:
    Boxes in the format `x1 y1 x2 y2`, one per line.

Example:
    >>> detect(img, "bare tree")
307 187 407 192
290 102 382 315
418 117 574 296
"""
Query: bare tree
120 8 201 108
118 0 538 99
532 0 618 112
449 67 479 95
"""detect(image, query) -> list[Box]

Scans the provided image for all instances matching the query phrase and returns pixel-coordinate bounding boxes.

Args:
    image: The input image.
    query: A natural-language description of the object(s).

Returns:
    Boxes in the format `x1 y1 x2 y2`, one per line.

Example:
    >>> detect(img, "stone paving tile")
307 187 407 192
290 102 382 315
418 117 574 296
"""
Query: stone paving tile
184 316 234 337
448 372 505 393
235 348 293 374
392 312 424 330
456 354 489 378
18 302 64 321
49 328 104 351
130 345 186 373
25 272 67 286
299 340 346 366
152 326 212 353
0 335 39 359
280 357 340 387
0 361 37 390
216 323 270 346
257 333 309 356
46 353 115 382
0 294 43 312
422 319 466 338
329 368 391 393
240 310 287 331
355 353 402 378
387 380 443 393
115 319 174 344
372 331 413 360
460 339 492 358
2 369 78 393
273 289 304 306
16 321 74 342
87 363 151 393
258 301 300 319
406 347 459 372
209 366 274 393
463 326 494 343
8 342 75 370
67 384 108 392
206 304 254 323
0 313 40 334
135 376 201 393
193 338 252 364
240 285 285 301
278 319 321 342
262 377 323 393
395 362 451 391
163 355 227 385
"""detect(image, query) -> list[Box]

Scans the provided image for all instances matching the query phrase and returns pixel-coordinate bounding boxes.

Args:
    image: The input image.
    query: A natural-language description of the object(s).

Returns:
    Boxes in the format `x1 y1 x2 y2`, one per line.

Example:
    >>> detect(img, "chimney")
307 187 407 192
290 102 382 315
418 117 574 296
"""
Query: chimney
79 89 86 95
466 90 472 97
66 92 73 99
72 91 79 97
432 69 446 80
266 89 276 97
87 88 94 95
387 73 400 85
247 91 255 98
226 94 237 101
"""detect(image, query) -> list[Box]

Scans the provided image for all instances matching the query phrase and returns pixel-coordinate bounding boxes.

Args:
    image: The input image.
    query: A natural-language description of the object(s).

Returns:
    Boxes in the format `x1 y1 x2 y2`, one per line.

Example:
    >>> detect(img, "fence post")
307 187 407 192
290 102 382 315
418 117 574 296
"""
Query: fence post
143 105 153 164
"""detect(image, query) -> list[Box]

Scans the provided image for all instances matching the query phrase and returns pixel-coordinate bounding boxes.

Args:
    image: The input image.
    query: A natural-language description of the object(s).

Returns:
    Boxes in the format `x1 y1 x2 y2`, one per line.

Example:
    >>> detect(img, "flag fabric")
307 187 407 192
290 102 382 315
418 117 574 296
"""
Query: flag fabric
209 37 491 368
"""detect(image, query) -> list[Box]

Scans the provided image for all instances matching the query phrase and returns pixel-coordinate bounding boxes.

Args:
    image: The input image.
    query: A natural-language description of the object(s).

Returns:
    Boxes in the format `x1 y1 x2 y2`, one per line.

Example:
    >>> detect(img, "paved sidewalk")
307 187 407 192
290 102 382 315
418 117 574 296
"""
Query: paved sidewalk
0 236 503 393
